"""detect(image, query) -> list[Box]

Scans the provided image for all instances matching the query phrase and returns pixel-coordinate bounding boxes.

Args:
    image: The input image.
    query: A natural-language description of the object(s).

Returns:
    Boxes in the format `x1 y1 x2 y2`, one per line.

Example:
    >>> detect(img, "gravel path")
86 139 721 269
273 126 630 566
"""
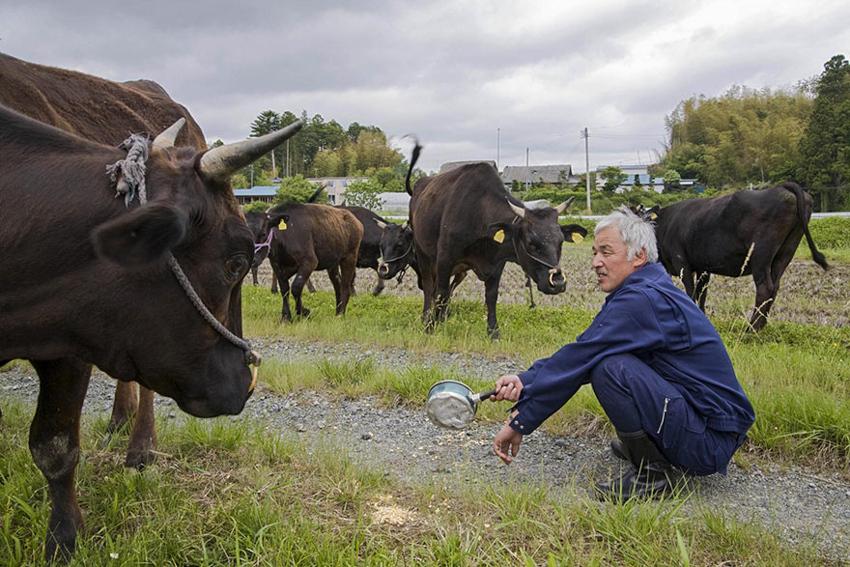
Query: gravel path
3 338 850 561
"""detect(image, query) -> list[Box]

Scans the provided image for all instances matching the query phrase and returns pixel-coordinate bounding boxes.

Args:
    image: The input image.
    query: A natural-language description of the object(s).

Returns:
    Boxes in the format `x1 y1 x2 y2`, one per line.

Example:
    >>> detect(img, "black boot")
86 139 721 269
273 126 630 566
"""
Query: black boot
595 430 681 500
610 437 629 461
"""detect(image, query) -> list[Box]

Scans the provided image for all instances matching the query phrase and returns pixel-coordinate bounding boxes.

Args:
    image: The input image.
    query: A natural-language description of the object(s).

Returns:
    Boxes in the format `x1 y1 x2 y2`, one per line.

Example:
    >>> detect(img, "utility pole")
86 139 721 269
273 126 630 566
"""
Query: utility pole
286 139 290 177
271 151 276 179
525 147 530 191
496 128 501 170
582 127 591 212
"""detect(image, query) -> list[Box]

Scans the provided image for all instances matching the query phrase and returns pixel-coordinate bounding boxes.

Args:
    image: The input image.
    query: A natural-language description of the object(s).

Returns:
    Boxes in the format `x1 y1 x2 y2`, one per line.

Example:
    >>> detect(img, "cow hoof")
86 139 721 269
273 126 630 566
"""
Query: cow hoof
298 308 312 318
488 329 501 341
125 449 155 471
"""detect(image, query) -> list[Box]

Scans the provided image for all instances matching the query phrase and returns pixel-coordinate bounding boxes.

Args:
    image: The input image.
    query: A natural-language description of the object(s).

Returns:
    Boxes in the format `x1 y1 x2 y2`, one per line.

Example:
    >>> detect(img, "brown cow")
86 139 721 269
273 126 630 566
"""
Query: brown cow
266 204 363 320
0 52 208 470
0 100 302 560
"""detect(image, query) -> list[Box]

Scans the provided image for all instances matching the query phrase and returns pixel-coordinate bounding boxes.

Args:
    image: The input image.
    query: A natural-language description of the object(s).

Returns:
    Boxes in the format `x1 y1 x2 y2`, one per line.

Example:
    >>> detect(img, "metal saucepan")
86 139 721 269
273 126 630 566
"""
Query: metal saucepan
426 380 497 429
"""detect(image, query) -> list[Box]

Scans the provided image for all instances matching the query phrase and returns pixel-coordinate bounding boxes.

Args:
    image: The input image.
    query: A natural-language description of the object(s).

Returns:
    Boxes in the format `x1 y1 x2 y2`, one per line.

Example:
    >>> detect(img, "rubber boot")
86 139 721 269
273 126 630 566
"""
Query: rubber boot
595 430 680 500
610 437 629 461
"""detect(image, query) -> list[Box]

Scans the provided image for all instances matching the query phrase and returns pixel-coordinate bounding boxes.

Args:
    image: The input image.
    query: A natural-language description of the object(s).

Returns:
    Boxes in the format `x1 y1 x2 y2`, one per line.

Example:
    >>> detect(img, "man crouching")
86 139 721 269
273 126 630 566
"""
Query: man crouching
491 206 755 498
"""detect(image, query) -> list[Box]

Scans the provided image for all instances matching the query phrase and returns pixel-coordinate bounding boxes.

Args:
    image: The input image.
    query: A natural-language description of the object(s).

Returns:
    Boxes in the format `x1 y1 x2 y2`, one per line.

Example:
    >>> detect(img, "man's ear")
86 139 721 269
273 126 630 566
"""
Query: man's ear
92 203 188 266
487 222 515 244
560 224 588 243
632 247 648 268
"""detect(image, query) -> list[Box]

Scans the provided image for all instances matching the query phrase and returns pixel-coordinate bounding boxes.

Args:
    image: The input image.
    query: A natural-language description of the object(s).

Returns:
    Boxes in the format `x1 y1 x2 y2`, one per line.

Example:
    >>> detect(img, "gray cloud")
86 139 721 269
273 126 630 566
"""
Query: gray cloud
2 0 849 172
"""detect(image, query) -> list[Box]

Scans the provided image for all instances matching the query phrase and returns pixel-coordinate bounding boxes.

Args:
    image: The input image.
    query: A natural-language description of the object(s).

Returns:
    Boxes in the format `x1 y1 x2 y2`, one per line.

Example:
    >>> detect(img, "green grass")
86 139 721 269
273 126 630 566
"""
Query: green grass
0 401 829 565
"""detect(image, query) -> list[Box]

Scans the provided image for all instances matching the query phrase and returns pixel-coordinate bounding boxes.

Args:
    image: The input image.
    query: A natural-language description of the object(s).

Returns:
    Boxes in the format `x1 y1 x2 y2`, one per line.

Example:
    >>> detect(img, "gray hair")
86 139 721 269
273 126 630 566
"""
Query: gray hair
594 206 659 263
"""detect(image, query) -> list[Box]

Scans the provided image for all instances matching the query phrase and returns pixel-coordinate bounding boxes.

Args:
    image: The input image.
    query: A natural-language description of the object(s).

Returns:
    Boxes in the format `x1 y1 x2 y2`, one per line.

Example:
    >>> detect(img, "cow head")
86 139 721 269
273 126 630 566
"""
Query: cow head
376 220 415 279
90 120 303 418
491 198 575 294
245 210 272 268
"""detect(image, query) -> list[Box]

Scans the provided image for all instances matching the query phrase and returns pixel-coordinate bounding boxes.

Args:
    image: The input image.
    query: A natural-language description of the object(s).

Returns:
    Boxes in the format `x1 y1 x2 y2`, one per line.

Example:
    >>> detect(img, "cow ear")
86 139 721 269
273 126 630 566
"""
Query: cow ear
560 224 588 243
92 203 188 266
487 222 514 244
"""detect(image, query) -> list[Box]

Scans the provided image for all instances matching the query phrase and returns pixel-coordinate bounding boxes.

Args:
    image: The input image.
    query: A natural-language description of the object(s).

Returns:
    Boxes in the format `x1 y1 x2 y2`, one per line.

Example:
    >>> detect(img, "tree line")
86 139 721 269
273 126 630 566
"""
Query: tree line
656 54 850 210
223 110 415 192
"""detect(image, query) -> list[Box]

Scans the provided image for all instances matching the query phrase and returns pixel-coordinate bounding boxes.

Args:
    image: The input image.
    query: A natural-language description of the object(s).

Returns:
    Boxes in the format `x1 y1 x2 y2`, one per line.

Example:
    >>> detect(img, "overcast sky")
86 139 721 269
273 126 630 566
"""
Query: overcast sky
2 0 849 173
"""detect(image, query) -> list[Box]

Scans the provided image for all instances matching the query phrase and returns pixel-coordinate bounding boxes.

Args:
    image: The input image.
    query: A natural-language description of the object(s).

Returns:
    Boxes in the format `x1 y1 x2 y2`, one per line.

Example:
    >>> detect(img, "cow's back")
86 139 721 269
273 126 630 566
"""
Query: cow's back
0 52 205 148
412 163 510 253
273 204 362 269
657 187 803 277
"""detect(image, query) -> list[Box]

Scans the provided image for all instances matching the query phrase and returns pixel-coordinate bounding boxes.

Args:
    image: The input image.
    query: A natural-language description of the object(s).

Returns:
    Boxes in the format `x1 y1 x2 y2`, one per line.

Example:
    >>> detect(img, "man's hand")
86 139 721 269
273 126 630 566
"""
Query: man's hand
494 374 523 402
493 416 523 464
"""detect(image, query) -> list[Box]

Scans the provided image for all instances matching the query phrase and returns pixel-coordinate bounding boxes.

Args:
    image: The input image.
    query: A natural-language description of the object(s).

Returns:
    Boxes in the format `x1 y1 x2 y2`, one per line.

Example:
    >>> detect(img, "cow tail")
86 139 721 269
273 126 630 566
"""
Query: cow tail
785 182 828 270
405 139 422 196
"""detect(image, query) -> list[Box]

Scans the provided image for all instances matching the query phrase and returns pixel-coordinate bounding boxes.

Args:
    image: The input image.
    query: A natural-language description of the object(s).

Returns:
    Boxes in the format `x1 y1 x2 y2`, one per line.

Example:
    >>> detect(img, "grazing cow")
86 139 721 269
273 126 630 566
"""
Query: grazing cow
266 203 363 320
340 206 394 296
644 182 828 330
0 103 302 560
0 52 210 470
405 143 583 338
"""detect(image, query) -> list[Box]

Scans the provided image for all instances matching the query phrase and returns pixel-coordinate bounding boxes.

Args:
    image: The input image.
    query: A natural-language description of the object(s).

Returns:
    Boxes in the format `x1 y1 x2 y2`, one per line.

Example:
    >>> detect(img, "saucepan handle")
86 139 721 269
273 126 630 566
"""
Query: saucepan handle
476 389 497 402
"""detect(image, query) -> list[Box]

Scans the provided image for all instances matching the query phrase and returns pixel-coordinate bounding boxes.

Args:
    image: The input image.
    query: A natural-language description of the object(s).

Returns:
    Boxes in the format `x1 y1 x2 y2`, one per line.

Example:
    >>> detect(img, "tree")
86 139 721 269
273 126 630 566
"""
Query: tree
343 179 383 210
274 175 327 205
601 167 627 193
243 201 270 214
251 110 282 177
798 54 850 211
663 169 682 192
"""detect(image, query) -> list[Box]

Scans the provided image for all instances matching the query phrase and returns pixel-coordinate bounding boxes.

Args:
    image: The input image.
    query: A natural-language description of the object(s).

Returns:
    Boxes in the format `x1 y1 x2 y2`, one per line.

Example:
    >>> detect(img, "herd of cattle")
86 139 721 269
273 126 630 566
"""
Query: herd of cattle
0 52 829 561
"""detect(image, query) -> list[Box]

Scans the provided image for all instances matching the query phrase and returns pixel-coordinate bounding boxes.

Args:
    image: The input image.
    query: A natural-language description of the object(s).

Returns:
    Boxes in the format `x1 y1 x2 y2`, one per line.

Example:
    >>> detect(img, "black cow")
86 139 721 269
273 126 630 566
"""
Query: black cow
645 181 828 330
246 210 273 286
267 203 363 320
405 143 583 338
0 104 302 560
340 206 396 296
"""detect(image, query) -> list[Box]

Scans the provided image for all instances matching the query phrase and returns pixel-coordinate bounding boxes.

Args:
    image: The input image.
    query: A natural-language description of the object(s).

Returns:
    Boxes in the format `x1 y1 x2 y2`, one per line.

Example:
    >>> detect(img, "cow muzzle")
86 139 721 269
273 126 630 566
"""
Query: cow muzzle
548 268 565 288
379 262 390 276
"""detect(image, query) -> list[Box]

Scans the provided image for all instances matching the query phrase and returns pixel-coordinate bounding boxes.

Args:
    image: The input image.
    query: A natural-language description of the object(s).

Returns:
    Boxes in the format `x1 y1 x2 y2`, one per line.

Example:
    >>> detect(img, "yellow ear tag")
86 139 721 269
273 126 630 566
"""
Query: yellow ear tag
572 233 584 243
650 212 658 221
278 219 288 231
493 229 505 243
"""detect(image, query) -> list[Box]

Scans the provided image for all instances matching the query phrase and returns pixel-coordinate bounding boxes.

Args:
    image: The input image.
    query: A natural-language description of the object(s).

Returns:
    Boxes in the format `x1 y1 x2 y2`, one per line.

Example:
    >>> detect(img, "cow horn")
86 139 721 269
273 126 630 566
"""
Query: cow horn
152 118 186 150
199 120 304 180
507 199 526 219
554 196 575 214
374 219 388 230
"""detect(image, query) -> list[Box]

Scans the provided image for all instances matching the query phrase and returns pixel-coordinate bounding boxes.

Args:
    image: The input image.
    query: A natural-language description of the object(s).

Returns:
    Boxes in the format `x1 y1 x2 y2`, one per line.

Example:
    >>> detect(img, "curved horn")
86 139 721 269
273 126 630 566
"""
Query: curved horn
374 219 388 230
152 117 186 150
507 199 526 219
554 196 575 214
199 120 304 180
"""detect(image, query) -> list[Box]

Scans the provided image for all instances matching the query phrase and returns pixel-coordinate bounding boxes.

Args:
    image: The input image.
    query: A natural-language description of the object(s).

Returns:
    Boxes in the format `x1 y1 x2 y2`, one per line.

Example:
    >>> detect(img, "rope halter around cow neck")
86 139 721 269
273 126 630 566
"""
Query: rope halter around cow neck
106 134 261 389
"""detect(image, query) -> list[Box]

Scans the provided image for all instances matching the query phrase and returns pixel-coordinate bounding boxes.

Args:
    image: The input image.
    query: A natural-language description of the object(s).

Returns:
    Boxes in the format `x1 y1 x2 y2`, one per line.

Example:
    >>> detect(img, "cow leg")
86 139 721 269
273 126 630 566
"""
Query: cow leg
270 261 280 294
305 276 316 293
485 270 505 339
371 270 386 296
29 357 91 562
106 380 138 434
432 258 455 325
694 272 710 311
278 271 294 322
419 257 437 330
125 386 157 470
327 267 343 311
292 265 316 318
749 268 777 332
449 270 467 294
525 275 537 309
337 255 358 315
680 266 696 300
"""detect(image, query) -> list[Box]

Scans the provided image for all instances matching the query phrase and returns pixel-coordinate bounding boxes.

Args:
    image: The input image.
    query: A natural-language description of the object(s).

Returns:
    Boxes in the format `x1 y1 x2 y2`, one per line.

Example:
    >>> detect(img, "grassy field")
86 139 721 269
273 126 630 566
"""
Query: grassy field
243 278 850 472
0 402 828 566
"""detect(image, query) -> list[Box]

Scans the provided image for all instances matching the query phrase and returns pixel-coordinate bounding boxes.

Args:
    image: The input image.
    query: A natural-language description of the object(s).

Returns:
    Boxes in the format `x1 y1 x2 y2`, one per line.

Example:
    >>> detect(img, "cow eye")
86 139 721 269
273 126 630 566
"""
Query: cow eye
225 255 249 279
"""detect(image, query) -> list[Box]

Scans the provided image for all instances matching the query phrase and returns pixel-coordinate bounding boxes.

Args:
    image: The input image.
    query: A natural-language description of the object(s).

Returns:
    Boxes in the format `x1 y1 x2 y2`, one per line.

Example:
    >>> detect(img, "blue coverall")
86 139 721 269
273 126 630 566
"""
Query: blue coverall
511 262 755 475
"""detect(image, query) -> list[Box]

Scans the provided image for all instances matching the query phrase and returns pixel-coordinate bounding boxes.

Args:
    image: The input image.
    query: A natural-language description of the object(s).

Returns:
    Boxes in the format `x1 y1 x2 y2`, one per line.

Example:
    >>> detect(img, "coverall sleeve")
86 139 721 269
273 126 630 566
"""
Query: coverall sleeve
510 289 666 434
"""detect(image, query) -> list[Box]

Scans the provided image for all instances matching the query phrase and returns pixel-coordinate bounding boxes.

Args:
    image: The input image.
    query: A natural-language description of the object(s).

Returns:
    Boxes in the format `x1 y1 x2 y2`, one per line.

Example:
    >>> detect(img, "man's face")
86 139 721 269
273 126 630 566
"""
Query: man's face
591 226 647 293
